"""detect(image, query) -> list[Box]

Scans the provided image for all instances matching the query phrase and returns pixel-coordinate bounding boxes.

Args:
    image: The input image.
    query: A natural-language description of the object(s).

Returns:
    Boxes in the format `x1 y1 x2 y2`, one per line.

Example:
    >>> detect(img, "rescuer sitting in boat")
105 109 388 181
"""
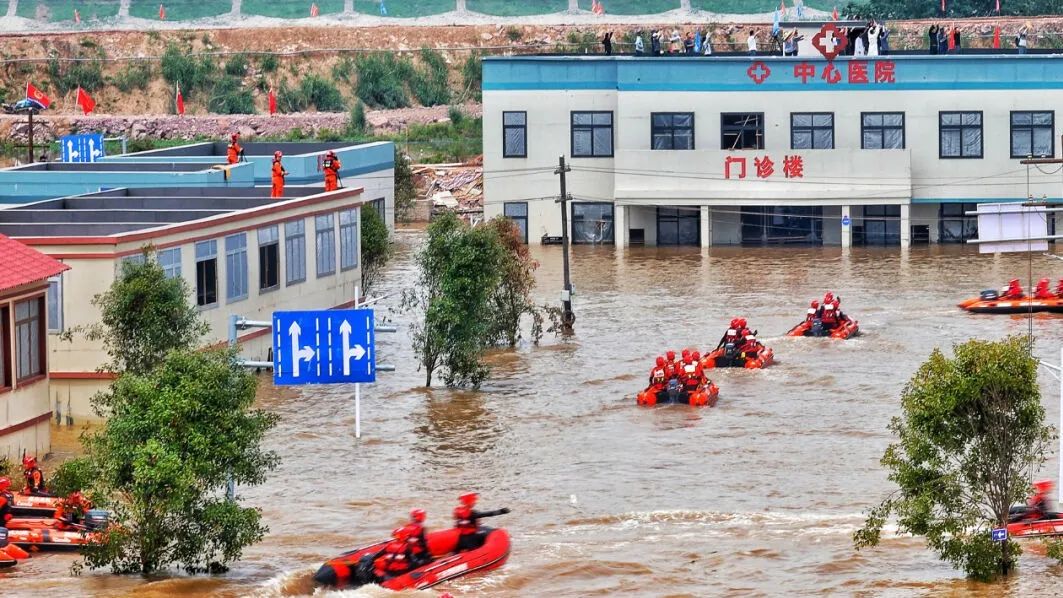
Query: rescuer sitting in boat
0 477 13 525
738 335 765 360
1001 278 1025 299
403 508 430 566
1035 278 1055 299
22 455 49 496
806 300 820 322
716 317 754 350
454 493 510 552
373 527 416 580
53 491 91 530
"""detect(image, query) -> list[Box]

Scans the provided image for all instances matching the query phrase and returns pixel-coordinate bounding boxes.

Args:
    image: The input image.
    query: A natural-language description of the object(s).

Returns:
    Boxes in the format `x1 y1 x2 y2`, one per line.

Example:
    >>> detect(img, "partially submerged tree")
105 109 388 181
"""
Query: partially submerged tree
483 216 543 347
394 147 417 223
403 212 504 387
854 336 1057 580
360 206 392 297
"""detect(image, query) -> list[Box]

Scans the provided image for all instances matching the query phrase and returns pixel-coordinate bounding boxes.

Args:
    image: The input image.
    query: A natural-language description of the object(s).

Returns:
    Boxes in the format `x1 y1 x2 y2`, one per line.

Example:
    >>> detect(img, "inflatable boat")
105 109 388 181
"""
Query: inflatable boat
314 527 510 591
701 343 774 369
958 290 1063 314
5 510 108 550
786 318 860 340
637 378 720 407
0 528 28 567
1006 504 1063 538
12 493 61 518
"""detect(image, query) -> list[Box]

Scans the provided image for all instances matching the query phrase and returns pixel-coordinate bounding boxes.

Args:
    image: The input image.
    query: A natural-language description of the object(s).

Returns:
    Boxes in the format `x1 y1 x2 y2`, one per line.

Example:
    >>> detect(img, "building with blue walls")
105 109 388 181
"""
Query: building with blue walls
483 54 1063 247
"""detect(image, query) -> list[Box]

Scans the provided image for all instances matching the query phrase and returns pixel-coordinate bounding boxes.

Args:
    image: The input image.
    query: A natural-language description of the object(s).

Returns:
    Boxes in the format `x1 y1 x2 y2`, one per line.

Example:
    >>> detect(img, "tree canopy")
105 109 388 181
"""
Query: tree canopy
845 0 1059 19
360 205 392 297
854 336 1057 580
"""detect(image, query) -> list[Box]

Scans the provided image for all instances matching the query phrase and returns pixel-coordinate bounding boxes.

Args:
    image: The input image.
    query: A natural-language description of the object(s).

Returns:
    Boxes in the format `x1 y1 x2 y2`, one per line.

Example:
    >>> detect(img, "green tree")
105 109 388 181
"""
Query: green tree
402 212 504 387
81 251 207 376
854 336 1056 580
360 206 392 297
484 216 544 347
394 147 417 222
81 348 279 574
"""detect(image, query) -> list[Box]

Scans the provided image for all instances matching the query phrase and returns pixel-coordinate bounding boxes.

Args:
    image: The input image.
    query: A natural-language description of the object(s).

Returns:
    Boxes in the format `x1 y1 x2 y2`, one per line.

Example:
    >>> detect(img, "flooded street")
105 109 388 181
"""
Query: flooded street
6 237 1063 596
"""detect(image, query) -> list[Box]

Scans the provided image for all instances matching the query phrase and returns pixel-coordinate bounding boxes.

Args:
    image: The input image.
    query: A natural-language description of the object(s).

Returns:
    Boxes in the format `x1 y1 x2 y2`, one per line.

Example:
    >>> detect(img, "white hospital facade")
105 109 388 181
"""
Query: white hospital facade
483 55 1063 247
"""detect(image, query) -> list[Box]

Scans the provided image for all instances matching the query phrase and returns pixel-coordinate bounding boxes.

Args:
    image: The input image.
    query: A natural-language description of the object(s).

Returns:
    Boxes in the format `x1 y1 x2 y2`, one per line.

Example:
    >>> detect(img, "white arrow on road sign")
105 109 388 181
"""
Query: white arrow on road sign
339 319 367 375
288 320 315 377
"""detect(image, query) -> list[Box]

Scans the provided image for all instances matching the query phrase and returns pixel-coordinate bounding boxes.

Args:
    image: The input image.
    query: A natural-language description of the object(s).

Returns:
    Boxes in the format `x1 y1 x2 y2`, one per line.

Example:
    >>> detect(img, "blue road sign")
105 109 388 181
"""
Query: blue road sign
841 215 852 227
60 133 104 163
991 528 1007 542
272 309 376 385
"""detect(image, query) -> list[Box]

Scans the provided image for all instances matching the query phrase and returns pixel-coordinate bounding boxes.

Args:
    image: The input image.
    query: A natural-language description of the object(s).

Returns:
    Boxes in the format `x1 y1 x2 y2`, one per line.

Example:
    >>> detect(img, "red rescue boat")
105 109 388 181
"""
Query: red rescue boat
11 493 61 518
314 527 509 591
958 289 1063 314
637 379 720 407
785 318 860 340
6 527 98 550
701 344 774 369
1007 517 1063 539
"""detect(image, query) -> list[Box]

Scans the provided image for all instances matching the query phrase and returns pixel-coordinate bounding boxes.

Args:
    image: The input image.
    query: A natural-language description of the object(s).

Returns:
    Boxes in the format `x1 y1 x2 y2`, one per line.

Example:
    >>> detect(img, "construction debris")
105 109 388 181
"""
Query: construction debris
413 156 484 224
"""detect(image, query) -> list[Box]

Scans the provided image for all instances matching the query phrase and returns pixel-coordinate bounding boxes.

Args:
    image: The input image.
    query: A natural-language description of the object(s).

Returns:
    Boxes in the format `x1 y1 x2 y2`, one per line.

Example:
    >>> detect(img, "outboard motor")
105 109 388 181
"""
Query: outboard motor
84 509 110 531
809 318 826 337
0 526 8 548
666 378 680 404
723 342 738 367
980 289 1000 301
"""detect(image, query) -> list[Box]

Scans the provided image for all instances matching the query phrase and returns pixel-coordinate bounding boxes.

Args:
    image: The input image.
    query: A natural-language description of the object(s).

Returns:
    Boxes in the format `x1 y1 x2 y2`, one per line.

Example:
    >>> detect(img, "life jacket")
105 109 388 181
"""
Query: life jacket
454 505 477 535
680 361 701 388
323 158 339 173
26 468 45 493
374 540 411 577
741 341 760 356
806 308 816 322
650 367 667 385
403 523 427 557
0 491 12 524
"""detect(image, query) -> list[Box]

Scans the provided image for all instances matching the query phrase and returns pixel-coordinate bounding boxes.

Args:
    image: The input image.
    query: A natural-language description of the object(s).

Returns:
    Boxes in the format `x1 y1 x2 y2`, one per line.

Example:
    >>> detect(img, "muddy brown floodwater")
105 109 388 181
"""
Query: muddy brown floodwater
6 237 1063 597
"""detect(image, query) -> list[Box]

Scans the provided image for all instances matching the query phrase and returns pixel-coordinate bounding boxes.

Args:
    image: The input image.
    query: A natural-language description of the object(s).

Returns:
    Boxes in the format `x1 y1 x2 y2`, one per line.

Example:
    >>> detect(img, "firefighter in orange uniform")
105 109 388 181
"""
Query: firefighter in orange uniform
271 151 287 198
323 150 342 192
226 133 243 165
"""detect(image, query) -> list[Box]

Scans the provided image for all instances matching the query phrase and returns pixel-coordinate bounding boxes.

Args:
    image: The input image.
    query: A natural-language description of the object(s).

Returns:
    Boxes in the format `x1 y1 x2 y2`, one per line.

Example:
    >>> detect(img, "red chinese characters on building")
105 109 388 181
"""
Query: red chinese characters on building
724 155 802 179
790 60 895 85
874 60 896 83
821 63 842 85
847 60 869 84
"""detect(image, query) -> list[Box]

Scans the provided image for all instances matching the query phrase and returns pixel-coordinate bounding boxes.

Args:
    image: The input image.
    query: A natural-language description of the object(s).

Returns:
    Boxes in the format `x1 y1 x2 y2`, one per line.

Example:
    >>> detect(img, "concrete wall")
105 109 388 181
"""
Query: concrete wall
34 191 365 421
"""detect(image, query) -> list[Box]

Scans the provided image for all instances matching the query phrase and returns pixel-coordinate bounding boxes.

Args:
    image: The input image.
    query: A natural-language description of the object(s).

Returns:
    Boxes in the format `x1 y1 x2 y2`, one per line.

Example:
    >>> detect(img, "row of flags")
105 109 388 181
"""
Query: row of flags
23 81 279 116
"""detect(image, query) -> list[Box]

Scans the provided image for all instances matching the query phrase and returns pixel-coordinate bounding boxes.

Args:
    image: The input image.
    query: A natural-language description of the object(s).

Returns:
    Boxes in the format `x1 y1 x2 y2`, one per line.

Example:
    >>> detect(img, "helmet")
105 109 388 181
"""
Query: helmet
655 356 665 367
811 300 819 308
459 492 478 507
326 150 336 157
274 151 283 159
1040 278 1050 285
1010 279 1020 286
824 292 834 303
410 508 426 523
666 350 676 361
23 455 37 470
230 133 239 141
0 476 9 491
681 349 691 359
737 318 747 329
729 318 740 328
692 351 700 361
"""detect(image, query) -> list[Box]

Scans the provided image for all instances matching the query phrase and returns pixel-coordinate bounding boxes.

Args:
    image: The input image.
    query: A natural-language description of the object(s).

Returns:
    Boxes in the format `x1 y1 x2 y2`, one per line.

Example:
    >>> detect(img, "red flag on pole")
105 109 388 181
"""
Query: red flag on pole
993 26 1001 48
779 0 786 12
996 0 1001 12
74 8 80 23
76 87 96 115
941 0 946 13
268 86 277 116
831 6 838 20
310 3 319 16
175 82 185 115
26 82 51 109
159 4 166 19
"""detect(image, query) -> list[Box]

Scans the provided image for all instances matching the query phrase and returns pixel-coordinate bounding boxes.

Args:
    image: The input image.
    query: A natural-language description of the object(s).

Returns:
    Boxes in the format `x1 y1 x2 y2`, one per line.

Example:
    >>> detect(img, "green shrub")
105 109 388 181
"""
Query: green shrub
259 54 278 73
317 128 343 142
284 127 308 141
50 457 97 499
300 74 345 112
347 100 368 137
160 43 215 99
460 53 482 102
354 52 413 109
111 62 153 92
332 56 355 83
505 26 523 41
224 54 248 77
276 79 307 112
448 105 465 125
411 48 450 107
48 56 104 94
208 76 255 114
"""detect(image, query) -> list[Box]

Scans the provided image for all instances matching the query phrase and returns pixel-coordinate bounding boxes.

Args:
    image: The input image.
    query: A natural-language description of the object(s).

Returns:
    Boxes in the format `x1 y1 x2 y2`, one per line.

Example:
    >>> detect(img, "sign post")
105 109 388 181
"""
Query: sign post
991 528 1008 542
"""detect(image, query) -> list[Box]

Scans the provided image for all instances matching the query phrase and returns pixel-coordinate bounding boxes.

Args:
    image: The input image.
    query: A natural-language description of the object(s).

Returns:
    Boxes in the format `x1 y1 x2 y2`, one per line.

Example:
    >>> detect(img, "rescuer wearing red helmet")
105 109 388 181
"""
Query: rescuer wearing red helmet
665 350 679 378
271 151 287 199
679 352 702 392
373 527 415 579
453 493 510 552
226 132 243 165
1025 479 1056 521
54 490 91 530
0 476 13 525
1002 278 1024 300
1035 277 1054 299
649 356 668 388
403 508 430 565
323 150 342 192
22 455 47 495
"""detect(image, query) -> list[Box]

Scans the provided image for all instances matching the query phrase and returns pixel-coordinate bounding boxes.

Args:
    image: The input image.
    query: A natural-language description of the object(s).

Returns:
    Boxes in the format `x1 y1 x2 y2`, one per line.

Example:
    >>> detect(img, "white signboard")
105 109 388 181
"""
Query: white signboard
975 203 1049 254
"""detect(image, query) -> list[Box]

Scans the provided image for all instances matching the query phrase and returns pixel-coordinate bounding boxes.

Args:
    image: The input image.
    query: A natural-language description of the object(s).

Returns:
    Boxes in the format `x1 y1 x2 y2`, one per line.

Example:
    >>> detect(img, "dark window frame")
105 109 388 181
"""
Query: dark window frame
939 110 984 159
721 112 765 150
503 111 527 158
938 202 979 243
570 111 614 158
861 111 906 150
503 202 529 244
195 240 218 308
0 305 9 392
1010 110 1055 159
571 202 615 245
790 112 835 150
14 296 45 384
258 225 281 292
284 219 307 287
650 112 695 150
656 206 701 246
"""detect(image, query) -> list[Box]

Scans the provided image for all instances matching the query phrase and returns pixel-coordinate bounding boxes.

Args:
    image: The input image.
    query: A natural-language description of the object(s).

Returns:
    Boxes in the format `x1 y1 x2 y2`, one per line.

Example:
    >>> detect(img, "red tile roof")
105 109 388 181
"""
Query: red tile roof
0 234 70 292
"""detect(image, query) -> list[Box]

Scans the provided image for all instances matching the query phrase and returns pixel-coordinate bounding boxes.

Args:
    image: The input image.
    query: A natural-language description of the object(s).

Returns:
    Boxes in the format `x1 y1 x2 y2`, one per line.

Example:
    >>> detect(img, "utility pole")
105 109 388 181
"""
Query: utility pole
26 110 35 163
555 155 575 333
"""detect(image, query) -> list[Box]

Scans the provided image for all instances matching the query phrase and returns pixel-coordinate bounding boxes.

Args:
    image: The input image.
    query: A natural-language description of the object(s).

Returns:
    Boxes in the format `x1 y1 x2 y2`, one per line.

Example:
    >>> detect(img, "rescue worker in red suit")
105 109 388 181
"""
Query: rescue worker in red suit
1057 279 1063 298
323 150 342 192
806 300 820 322
374 527 415 579
271 151 288 199
820 303 839 329
716 328 741 350
1025 480 1055 521
226 133 243 165
22 455 48 495
823 292 834 307
832 299 847 324
454 493 510 552
403 508 430 566
53 491 90 530
678 353 704 393
1035 278 1054 299
0 477 13 525
739 335 762 362
648 357 669 393
1002 278 1024 299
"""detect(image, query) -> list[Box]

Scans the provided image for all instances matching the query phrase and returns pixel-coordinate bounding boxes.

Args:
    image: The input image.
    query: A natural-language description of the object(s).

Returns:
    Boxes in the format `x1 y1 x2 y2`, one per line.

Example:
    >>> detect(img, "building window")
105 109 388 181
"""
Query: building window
940 111 983 159
316 213 336 277
862 205 901 245
225 233 248 302
195 240 218 307
339 209 359 271
285 220 306 286
14 297 44 382
504 202 529 243
571 111 613 158
503 111 527 158
651 112 695 150
1011 111 1054 158
791 113 834 150
47 276 62 333
157 247 182 280
572 202 614 244
657 207 701 246
939 203 979 243
0 306 8 389
258 226 280 292
118 253 146 275
721 113 765 150
862 112 905 150
368 198 385 219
